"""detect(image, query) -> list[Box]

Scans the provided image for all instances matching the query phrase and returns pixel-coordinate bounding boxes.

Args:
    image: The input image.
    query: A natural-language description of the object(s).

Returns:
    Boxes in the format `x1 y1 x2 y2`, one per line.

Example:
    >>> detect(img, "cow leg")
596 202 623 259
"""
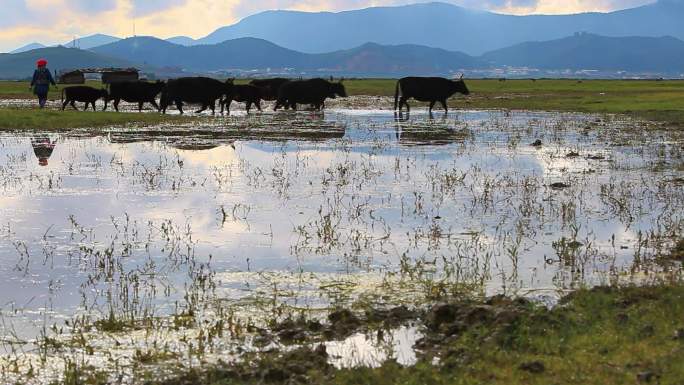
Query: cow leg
92 101 97 111
114 99 120 112
175 100 184 115
70 101 78 110
440 99 448 113
62 99 68 110
150 100 160 112
138 102 144 112
429 101 436 113
400 98 410 113
195 104 207 114
256 100 262 111
210 101 216 115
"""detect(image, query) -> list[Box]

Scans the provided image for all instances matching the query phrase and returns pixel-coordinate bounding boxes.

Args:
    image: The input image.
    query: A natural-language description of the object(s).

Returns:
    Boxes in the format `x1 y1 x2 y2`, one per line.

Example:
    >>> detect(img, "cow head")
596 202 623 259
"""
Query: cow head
330 81 347 98
452 75 470 96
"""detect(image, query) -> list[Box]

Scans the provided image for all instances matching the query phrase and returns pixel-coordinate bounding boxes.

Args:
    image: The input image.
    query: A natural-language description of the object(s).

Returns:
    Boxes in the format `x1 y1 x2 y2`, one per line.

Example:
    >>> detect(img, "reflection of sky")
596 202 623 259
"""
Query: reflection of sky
0 110 682 339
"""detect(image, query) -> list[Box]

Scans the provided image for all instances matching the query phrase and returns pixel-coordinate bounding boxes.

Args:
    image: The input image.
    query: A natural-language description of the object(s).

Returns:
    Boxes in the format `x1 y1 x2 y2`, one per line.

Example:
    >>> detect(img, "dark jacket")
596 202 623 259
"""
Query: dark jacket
31 68 56 87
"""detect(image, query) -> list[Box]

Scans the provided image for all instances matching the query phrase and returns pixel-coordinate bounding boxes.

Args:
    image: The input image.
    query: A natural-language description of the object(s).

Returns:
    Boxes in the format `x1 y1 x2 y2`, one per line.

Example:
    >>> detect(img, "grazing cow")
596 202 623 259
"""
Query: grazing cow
221 81 263 114
394 76 470 113
61 86 109 111
249 78 290 101
107 80 165 112
160 77 229 114
274 78 346 111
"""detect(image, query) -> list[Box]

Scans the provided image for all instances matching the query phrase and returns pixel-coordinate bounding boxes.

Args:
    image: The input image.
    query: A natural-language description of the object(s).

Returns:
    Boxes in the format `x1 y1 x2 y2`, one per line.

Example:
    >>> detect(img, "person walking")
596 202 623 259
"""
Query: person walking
30 59 57 109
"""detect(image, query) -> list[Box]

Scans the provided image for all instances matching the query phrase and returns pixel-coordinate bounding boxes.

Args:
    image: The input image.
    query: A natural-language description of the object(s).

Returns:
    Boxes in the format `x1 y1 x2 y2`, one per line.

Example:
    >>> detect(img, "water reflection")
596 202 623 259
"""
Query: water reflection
30 137 57 166
0 109 681 354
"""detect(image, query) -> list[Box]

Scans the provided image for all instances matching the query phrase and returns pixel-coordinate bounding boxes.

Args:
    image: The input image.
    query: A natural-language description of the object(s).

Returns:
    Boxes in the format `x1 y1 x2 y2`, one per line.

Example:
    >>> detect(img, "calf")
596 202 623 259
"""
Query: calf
61 86 108 111
394 76 470 113
221 82 263 114
275 78 346 111
107 80 165 112
160 77 229 114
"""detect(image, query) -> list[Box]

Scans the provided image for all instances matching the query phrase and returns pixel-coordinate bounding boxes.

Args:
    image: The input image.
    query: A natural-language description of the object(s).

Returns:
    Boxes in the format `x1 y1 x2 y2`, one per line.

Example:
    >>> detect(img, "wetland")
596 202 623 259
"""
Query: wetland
0 86 682 384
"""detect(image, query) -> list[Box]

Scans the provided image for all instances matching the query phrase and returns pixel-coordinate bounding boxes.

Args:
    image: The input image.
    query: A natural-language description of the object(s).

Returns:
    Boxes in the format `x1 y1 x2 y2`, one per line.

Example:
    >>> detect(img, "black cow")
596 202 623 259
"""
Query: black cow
61 86 108 111
274 78 346 111
249 78 290 101
221 81 263 114
394 76 470 113
107 80 165 112
160 77 229 114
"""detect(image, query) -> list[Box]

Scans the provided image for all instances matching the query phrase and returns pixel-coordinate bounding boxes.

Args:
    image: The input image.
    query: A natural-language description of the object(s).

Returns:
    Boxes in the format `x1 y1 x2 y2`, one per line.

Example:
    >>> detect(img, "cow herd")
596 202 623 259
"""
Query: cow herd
59 76 470 114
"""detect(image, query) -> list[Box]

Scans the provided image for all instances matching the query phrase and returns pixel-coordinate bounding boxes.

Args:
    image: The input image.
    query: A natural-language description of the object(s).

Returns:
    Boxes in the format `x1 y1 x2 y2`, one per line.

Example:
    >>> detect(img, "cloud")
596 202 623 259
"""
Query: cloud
130 0 188 17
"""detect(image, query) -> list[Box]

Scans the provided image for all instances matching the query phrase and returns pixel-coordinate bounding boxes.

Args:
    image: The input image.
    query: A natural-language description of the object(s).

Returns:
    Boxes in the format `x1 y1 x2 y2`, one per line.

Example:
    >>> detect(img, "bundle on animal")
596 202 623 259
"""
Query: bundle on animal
61 86 109 111
394 76 470 113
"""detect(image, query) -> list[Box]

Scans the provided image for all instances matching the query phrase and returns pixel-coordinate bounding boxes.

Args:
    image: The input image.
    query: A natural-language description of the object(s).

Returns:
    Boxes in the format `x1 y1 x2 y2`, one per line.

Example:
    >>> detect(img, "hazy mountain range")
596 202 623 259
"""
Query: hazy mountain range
2 33 683 79
3 1 684 79
187 0 684 55
6 1 684 56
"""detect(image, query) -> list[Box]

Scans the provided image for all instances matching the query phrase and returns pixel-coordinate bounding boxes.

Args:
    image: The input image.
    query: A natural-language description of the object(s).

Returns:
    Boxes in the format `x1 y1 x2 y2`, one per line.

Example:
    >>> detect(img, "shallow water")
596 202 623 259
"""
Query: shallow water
0 108 682 380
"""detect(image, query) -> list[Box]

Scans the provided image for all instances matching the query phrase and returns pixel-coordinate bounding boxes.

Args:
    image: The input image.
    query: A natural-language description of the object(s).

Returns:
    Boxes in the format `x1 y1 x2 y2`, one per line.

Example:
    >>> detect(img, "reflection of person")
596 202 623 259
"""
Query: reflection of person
30 59 57 109
31 137 57 166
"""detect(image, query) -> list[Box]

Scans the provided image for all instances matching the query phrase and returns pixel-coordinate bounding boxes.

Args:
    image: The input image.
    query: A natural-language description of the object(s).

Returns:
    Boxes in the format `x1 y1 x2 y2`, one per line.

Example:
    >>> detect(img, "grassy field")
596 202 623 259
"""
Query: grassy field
2 78 684 127
0 107 192 130
343 78 684 126
72 283 683 385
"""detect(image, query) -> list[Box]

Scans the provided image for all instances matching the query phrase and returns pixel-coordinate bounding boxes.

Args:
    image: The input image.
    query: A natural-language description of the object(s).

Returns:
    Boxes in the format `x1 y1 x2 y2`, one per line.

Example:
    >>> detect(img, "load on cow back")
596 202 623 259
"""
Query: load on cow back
275 78 346 111
394 75 470 113
160 77 230 114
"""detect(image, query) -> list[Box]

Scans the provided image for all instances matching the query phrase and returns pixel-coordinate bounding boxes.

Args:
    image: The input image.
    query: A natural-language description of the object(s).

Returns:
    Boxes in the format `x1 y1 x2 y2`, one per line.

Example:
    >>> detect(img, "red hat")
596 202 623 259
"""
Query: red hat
36 59 47 67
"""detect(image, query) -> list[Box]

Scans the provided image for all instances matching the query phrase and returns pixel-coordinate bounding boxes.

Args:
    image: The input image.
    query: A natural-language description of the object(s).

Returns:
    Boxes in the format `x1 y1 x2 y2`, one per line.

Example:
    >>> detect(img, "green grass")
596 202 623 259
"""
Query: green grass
0 107 192 130
345 78 684 126
3 79 684 128
156 284 684 385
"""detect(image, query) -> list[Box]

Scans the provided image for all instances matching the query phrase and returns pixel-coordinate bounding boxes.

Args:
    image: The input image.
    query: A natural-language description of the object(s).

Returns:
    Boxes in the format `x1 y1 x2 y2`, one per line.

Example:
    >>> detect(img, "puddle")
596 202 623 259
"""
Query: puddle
0 108 681 383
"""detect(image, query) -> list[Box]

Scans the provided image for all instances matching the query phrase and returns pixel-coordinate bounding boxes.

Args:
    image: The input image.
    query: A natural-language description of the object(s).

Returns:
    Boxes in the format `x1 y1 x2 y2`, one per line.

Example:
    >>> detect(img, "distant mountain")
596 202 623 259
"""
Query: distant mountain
314 42 482 74
166 36 196 46
0 47 136 79
63 34 121 49
194 1 684 55
91 36 482 75
482 33 684 72
10 43 46 54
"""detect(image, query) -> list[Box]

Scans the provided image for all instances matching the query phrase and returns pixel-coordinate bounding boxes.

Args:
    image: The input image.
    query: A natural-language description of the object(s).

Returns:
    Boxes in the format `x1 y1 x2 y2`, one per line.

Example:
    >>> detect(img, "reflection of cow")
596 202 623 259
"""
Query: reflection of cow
394 76 470 113
249 78 290 101
61 86 109 111
160 77 229 114
221 81 263 114
31 137 57 166
107 81 165 112
274 78 346 111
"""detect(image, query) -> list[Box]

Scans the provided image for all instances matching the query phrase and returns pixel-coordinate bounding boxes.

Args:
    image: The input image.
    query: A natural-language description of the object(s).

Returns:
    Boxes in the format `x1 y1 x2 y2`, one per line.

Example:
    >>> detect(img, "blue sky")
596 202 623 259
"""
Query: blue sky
0 0 655 52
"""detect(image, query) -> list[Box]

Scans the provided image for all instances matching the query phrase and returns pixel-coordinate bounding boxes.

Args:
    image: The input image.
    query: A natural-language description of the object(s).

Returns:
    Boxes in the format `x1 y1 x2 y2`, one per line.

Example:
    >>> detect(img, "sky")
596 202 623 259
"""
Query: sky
0 0 656 52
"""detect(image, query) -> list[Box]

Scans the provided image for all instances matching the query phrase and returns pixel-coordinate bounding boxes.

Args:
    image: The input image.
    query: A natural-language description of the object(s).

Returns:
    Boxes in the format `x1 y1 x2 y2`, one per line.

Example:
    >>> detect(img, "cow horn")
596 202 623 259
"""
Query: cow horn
459 74 464 80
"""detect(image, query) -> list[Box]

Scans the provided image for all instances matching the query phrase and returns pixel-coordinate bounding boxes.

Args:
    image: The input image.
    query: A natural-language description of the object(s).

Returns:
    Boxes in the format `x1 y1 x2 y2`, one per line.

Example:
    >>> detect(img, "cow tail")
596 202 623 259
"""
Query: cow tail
394 80 400 111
